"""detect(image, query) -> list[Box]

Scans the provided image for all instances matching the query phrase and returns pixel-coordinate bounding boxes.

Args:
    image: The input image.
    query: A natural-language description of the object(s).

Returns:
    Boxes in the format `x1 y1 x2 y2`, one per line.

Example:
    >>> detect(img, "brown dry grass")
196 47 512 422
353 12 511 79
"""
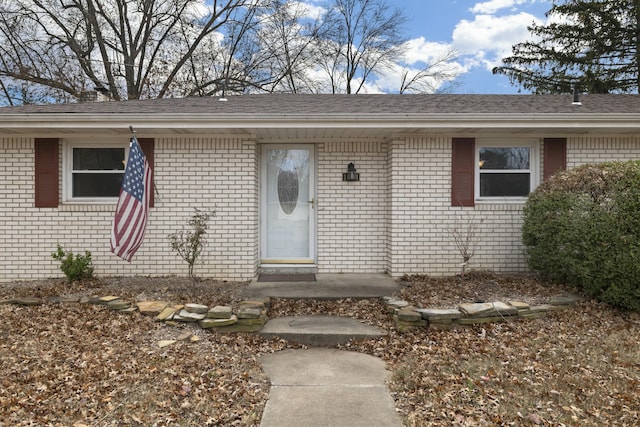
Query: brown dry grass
1 273 639 426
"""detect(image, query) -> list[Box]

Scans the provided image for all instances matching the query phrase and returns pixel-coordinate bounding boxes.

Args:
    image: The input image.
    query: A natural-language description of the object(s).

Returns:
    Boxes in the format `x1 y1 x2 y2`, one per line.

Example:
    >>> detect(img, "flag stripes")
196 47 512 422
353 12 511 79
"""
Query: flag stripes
110 136 152 262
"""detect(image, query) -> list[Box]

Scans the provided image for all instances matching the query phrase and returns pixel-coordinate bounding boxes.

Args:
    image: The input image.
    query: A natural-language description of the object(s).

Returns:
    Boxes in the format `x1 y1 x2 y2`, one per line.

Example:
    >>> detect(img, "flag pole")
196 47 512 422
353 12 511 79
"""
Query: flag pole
129 125 136 146
128 125 159 197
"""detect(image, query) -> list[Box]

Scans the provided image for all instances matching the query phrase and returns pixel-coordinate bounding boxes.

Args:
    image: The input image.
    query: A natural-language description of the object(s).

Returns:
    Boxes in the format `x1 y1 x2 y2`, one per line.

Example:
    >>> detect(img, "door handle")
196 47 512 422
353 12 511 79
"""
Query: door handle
308 198 315 208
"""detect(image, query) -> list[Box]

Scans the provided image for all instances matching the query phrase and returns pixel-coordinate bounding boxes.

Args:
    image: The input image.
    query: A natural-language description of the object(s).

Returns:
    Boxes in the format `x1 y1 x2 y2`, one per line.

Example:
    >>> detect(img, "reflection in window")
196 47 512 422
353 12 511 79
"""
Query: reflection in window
71 147 126 198
479 146 532 198
479 147 529 170
277 159 299 214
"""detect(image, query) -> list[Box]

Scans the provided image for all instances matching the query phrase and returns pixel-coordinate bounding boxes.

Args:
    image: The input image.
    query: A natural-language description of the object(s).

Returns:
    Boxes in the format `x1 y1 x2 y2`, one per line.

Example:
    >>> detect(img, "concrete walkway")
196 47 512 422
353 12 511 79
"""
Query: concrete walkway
245 273 398 299
259 315 387 346
259 348 402 427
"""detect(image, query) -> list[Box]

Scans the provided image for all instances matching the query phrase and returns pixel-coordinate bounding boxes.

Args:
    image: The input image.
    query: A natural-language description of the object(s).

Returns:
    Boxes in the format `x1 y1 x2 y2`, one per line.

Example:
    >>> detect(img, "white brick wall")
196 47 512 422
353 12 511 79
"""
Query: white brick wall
1 136 258 282
316 141 388 273
4 133 640 282
387 136 528 277
568 136 640 167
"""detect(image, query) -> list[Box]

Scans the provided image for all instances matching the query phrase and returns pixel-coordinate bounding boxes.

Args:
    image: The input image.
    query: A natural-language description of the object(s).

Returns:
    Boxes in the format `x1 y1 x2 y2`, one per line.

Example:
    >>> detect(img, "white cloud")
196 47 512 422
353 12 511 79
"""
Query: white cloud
366 37 465 94
403 37 456 66
292 1 326 20
470 0 539 15
452 12 540 69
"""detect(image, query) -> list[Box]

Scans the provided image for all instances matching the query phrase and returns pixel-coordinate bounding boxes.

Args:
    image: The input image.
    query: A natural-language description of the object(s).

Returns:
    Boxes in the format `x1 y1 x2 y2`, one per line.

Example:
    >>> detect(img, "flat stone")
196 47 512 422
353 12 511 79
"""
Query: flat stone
208 305 232 319
137 301 170 316
190 335 201 342
14 297 43 306
89 295 120 305
174 309 206 322
396 308 422 322
118 307 138 314
200 315 238 328
508 301 530 310
238 300 266 310
240 297 270 307
395 320 427 332
386 299 409 309
237 317 267 326
47 296 80 304
426 318 454 325
550 295 580 306
106 300 131 310
156 306 180 321
416 308 462 321
184 303 208 314
237 307 262 319
458 302 496 317
157 340 176 348
459 301 518 317
529 304 552 313
177 331 192 341
491 301 519 316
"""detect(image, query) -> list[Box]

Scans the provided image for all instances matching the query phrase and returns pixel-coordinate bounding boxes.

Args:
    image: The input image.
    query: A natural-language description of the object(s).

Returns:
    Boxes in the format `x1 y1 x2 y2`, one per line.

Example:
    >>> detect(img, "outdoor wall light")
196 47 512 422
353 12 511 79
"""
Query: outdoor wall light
342 162 360 182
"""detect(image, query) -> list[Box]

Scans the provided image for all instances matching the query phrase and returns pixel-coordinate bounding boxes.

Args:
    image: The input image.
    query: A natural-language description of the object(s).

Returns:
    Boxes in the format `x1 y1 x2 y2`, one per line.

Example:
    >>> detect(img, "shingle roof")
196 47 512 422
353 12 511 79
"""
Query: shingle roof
2 93 640 116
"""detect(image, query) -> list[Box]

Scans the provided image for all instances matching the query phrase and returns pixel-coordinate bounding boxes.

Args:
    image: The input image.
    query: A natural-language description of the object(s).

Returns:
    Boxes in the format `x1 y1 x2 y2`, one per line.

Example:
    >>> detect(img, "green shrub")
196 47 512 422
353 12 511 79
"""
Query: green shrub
522 161 640 311
51 244 94 282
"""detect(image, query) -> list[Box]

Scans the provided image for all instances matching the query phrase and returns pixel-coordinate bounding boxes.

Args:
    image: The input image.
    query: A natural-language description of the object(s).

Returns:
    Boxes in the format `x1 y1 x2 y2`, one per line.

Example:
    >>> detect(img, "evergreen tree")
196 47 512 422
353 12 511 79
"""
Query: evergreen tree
493 0 640 94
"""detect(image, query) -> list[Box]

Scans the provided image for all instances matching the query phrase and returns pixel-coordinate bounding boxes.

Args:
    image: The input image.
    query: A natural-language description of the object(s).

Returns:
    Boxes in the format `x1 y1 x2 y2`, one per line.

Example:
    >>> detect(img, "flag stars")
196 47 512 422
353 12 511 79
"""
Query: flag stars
122 142 145 201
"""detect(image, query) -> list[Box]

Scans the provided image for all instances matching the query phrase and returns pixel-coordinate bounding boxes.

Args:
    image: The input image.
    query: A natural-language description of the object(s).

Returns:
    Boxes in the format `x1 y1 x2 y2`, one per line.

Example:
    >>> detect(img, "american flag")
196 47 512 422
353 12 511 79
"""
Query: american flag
110 136 152 262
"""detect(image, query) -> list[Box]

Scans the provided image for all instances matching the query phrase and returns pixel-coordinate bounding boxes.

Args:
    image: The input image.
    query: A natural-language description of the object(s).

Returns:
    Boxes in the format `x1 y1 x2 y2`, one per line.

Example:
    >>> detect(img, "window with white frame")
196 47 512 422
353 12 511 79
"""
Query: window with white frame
476 141 538 200
64 142 129 202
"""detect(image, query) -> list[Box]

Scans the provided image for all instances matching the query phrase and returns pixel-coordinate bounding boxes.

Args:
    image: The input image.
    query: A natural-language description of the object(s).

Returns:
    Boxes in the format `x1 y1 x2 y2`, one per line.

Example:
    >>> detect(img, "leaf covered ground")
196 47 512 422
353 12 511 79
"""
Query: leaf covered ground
1 273 638 426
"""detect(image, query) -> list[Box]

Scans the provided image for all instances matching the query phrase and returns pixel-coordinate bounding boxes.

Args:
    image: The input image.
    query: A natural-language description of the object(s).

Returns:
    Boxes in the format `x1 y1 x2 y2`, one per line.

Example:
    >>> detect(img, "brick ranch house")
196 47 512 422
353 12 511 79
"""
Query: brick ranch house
1 93 640 282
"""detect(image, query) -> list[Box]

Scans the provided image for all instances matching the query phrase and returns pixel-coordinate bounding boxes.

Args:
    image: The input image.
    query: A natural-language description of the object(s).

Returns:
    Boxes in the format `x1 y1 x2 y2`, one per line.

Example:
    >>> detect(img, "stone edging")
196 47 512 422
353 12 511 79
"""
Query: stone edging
2 294 581 336
383 295 582 331
1 295 271 333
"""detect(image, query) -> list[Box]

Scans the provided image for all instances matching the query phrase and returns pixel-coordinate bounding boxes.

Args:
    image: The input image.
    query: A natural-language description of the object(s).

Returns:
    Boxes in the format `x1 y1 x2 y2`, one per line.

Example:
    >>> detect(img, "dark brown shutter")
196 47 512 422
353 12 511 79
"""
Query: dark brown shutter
137 138 155 207
451 138 475 207
543 138 567 180
34 138 59 207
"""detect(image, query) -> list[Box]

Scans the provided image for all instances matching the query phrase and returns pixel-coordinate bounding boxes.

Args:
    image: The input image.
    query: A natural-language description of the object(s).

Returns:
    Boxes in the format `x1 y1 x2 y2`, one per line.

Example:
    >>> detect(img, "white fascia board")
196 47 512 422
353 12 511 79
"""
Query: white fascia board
2 113 640 131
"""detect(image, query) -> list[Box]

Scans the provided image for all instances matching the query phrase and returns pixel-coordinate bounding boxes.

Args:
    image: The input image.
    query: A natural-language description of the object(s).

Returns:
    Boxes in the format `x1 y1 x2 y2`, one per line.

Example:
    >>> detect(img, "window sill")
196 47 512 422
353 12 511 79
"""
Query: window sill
59 202 116 212
474 199 526 211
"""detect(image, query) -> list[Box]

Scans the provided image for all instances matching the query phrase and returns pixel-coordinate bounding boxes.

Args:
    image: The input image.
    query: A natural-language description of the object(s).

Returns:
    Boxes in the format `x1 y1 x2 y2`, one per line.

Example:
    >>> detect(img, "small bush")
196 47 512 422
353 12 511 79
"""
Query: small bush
522 161 640 311
51 245 94 282
168 209 214 279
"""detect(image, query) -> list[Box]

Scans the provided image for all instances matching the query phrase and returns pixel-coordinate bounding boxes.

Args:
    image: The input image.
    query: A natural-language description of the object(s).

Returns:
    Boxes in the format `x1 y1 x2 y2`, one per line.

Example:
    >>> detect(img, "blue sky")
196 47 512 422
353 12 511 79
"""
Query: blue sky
395 0 551 93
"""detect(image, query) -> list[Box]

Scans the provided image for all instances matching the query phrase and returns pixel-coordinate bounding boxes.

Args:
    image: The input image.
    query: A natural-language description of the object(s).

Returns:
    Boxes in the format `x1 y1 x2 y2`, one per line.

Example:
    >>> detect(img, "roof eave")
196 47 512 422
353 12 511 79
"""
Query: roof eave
1 112 640 133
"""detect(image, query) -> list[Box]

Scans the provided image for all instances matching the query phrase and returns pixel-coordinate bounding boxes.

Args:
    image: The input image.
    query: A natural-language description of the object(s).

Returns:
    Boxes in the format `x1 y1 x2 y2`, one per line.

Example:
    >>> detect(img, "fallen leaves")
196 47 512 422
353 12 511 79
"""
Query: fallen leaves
1 273 639 426
0 301 282 426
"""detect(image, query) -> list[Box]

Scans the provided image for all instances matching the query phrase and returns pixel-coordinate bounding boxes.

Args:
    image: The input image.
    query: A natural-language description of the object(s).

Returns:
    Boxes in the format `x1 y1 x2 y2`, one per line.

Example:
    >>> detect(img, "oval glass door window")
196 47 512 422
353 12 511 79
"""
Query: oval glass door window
277 159 299 214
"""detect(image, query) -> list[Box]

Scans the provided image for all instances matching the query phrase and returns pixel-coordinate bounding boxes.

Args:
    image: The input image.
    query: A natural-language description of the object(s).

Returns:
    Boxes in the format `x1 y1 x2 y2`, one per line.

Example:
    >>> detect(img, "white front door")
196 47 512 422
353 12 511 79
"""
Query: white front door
261 145 315 263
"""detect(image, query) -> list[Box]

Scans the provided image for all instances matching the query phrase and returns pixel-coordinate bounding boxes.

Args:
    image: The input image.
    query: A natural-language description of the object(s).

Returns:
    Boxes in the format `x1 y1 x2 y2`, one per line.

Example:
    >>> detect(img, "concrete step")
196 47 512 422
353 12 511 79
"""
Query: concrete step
245 273 399 300
258 266 318 275
259 315 386 346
